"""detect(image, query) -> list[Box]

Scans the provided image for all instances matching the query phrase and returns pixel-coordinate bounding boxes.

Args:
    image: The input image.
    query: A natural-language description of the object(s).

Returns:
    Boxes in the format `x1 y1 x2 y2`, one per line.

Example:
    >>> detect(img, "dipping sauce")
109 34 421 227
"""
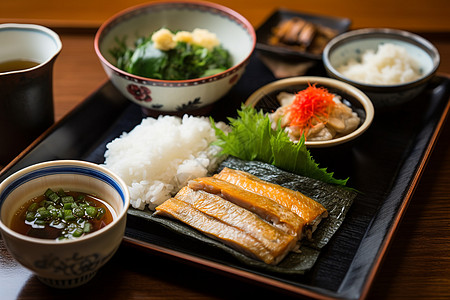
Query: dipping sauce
10 189 114 240
0 59 40 73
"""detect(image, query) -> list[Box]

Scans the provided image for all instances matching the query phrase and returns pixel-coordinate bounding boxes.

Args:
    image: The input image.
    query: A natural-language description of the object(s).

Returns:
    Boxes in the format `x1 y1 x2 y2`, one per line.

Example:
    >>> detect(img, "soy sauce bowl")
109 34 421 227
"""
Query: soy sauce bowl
0 160 130 288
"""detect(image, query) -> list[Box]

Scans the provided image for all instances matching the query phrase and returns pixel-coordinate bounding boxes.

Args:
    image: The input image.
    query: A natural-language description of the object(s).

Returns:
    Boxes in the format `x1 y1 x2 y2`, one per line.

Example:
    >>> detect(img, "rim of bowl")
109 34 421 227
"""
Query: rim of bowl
0 23 62 75
322 28 440 91
0 160 130 245
245 76 375 148
94 0 256 84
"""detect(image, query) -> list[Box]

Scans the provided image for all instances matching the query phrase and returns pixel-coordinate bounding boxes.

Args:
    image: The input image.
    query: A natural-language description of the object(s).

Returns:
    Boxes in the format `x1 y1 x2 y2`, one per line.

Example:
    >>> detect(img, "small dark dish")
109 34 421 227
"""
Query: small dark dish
256 8 351 61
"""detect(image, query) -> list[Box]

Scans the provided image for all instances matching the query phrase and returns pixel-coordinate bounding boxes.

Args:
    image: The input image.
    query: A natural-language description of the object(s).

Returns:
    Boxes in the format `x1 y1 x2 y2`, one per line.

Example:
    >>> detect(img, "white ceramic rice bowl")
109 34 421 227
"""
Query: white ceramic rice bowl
323 28 440 108
94 1 256 113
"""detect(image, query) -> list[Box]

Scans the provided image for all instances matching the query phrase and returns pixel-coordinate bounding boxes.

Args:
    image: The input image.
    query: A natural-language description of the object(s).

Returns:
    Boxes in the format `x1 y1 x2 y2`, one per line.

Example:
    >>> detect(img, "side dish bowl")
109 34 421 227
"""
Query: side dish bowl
245 76 374 148
94 1 256 115
322 28 440 108
0 160 130 288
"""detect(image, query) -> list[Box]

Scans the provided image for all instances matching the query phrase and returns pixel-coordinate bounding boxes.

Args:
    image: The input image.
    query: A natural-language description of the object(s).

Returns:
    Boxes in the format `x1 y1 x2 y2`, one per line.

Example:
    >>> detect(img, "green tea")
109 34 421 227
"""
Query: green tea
0 59 40 72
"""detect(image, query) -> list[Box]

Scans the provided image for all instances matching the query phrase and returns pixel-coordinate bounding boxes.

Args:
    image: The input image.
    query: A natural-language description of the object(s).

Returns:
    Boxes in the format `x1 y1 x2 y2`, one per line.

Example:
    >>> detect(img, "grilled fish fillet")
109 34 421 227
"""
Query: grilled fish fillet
188 177 305 237
155 197 277 264
214 168 328 232
175 186 299 263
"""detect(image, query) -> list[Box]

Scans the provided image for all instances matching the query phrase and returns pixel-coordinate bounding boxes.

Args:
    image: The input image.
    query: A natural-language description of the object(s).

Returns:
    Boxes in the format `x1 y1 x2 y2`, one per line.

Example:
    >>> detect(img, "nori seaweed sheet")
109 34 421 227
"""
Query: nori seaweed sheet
127 156 357 275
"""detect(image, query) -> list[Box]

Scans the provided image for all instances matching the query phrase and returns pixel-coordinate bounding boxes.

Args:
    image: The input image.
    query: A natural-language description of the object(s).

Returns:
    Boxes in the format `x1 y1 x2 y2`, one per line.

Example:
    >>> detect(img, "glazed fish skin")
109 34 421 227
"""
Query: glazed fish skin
188 177 305 237
214 168 328 228
155 198 277 264
176 186 299 262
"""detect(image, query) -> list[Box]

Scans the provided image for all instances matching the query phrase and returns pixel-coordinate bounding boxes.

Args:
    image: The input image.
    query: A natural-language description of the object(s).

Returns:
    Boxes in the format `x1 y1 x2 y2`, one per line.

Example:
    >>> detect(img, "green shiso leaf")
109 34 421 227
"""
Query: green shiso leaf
211 104 348 186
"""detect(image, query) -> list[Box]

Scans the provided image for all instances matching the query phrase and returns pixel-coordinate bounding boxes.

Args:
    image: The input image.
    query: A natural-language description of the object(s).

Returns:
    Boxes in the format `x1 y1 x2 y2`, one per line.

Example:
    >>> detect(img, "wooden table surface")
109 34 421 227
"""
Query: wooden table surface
1 1 449 299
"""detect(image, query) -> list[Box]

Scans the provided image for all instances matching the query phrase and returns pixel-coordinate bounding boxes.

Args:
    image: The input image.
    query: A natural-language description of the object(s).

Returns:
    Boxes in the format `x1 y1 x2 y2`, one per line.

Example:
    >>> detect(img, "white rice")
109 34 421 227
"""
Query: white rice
337 43 422 85
103 115 229 210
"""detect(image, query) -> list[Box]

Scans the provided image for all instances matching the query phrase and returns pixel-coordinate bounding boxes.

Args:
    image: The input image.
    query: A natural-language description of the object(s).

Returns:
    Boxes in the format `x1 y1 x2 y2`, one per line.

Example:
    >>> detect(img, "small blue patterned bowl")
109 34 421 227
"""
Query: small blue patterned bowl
0 160 130 288
323 28 440 108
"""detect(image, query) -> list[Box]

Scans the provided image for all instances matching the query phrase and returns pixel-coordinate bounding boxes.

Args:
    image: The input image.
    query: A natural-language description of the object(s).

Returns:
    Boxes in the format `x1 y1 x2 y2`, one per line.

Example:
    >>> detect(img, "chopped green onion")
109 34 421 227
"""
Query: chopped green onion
27 203 38 212
48 192 60 202
44 188 54 198
23 189 109 240
37 209 51 219
83 222 92 233
73 207 85 217
96 207 106 220
72 228 84 237
61 196 74 203
35 219 46 226
25 212 36 222
47 204 56 211
86 206 96 218
64 210 76 221
57 189 66 197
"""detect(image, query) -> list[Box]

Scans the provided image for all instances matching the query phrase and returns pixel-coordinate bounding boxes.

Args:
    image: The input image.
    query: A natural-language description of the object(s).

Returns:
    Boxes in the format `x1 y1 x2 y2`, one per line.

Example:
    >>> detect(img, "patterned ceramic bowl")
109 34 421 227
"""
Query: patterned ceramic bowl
0 160 130 288
323 28 440 109
94 1 256 115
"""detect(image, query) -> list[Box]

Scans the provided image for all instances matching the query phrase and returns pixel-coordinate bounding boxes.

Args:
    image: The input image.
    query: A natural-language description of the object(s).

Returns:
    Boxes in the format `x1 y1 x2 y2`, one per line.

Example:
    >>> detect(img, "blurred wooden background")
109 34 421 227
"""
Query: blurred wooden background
1 0 449 32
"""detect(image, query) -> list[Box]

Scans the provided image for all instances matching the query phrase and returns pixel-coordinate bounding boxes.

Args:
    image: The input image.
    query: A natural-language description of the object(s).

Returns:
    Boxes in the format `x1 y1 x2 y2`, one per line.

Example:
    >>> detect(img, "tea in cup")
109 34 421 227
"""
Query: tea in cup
0 24 62 164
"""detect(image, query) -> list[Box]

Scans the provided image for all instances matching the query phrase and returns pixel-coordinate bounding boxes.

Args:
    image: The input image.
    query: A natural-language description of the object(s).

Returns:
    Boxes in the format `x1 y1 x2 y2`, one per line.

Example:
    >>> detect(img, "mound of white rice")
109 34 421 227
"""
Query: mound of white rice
337 43 422 85
103 115 229 210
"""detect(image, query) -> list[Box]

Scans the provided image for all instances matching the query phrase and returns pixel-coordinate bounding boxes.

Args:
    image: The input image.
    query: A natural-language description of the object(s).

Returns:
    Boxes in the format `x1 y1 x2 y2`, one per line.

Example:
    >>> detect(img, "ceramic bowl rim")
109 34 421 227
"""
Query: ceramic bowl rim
322 28 440 90
0 23 62 75
94 0 256 85
0 160 130 245
245 76 375 148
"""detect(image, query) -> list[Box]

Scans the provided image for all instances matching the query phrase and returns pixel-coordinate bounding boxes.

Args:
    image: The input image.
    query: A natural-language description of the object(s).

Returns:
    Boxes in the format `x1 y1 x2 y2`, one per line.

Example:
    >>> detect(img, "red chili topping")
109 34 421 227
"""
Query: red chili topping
288 84 335 134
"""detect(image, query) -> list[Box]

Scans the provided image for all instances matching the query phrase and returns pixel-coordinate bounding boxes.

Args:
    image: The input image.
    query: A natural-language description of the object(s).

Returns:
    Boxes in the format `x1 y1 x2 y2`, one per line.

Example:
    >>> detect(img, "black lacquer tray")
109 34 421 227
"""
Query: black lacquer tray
1 55 449 300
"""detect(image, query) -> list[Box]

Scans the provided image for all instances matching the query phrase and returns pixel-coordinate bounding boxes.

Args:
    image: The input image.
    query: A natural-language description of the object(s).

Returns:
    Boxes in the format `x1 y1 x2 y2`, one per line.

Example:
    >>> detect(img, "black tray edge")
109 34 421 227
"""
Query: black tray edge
341 73 450 300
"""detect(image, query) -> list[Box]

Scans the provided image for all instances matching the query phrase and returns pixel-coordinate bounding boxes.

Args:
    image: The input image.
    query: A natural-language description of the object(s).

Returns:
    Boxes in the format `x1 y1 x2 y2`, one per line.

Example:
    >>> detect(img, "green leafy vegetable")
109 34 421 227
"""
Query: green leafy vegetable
109 32 232 80
211 105 348 186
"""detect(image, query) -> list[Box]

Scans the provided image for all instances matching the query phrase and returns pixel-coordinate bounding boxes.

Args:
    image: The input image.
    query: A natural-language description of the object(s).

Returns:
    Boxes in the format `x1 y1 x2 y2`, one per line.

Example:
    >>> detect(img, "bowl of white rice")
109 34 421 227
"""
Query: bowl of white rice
322 28 440 108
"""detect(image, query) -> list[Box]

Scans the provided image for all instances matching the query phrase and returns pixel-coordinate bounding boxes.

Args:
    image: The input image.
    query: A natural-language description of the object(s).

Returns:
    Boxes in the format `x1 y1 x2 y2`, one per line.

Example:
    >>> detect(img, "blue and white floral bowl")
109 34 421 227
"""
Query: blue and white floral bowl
323 28 440 109
94 1 256 114
0 160 130 288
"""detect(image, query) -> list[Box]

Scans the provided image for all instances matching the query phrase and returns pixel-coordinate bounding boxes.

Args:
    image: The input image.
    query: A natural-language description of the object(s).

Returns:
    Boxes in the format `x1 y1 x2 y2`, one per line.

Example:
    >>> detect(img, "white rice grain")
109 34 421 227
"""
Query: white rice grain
337 43 422 85
103 115 228 210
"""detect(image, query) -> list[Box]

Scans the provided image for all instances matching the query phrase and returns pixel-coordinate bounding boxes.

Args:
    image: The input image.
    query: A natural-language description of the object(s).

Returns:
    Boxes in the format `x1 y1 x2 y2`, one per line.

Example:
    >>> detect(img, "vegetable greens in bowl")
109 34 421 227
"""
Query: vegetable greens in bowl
109 28 232 80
